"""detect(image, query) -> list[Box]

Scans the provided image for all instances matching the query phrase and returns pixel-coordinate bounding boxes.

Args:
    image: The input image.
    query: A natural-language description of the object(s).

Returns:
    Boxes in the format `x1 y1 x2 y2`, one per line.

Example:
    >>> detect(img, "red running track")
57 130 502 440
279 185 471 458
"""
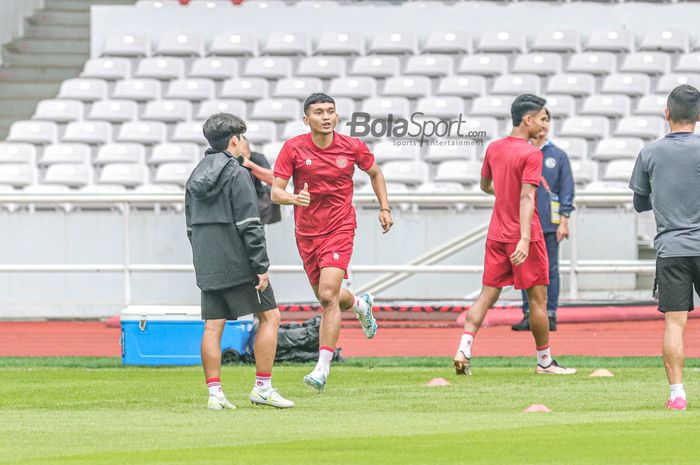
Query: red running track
1 319 700 358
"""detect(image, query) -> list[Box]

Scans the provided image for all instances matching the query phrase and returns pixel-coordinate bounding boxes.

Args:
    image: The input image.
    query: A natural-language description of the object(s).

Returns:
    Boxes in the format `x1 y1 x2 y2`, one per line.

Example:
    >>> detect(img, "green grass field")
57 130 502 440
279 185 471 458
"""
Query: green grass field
1 357 698 465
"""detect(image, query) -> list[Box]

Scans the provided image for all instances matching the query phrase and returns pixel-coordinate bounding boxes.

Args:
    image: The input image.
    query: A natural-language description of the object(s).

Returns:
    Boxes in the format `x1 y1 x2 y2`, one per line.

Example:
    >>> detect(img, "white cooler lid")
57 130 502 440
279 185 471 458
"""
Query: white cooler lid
120 305 253 321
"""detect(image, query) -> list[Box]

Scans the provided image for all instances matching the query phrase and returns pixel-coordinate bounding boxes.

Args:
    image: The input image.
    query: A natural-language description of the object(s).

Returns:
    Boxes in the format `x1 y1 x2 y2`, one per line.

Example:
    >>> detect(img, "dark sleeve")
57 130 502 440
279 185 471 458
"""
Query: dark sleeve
558 151 576 215
231 169 270 274
251 152 271 170
629 152 651 195
185 190 192 244
633 192 653 213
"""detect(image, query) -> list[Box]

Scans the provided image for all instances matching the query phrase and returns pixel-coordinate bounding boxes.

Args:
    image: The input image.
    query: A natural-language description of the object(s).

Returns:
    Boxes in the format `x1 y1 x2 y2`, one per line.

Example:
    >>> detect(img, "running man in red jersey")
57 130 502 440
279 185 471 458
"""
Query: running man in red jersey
271 93 393 391
453 94 576 376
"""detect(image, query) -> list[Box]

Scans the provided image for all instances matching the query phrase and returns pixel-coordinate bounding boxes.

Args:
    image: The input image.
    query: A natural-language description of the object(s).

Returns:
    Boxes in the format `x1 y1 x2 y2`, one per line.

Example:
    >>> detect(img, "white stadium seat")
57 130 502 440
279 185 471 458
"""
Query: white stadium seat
43 163 92 188
434 161 480 185
150 143 200 165
142 100 192 123
372 141 420 163
551 137 588 160
57 78 108 102
117 121 167 145
436 75 486 98
417 182 466 193
219 78 269 101
316 32 365 55
404 55 453 78
601 74 651 97
244 121 277 144
39 144 91 165
569 160 597 184
62 121 112 145
135 58 186 80
381 161 429 185
593 138 644 161
470 96 513 119
580 95 631 118
250 99 301 122
153 163 194 187
171 122 207 145
155 34 205 57
0 143 37 164
98 163 147 188
603 160 636 182
425 141 478 162
274 78 323 99
81 58 131 80
165 79 215 101
102 34 151 57
656 74 700 94
621 52 671 75
112 79 162 101
546 74 595 97
298 57 346 79
95 144 146 165
512 53 562 76
243 57 292 79
197 100 247 120
458 54 507 76
639 29 689 53
361 97 411 119
263 32 312 56
634 95 667 116
559 116 610 140
675 53 700 73
567 52 617 75
532 30 580 53
88 100 138 123
0 164 37 188
369 32 419 55
545 95 576 119
491 74 541 96
350 56 400 78
585 29 634 53
477 30 527 53
282 121 308 140
382 76 430 99
7 121 58 145
615 116 667 139
189 58 238 80
415 97 464 119
423 31 472 54
33 100 84 123
210 33 259 56
329 77 377 99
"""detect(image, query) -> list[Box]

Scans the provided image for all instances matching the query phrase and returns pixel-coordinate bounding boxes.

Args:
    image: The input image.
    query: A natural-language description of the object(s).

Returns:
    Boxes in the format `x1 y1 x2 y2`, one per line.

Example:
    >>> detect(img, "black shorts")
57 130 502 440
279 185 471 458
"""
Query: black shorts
201 282 277 320
656 256 700 312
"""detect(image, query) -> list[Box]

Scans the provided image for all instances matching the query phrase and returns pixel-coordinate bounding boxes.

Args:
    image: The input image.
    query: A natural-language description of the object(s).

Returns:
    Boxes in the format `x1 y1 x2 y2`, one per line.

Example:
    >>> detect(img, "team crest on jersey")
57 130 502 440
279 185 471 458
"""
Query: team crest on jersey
305 159 312 166
333 253 340 261
336 157 348 168
545 157 556 169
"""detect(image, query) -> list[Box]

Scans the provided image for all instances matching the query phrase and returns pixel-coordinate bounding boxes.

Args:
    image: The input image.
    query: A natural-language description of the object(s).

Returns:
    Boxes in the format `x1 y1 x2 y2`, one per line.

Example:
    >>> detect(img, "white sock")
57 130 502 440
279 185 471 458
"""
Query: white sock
255 372 272 391
457 332 475 359
206 378 224 397
537 344 552 367
351 293 369 316
670 383 686 400
314 346 335 376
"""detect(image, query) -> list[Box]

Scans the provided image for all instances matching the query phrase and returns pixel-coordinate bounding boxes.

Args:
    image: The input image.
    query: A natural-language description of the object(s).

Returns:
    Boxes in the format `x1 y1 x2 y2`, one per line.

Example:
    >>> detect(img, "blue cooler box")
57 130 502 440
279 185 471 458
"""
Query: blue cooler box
121 306 254 366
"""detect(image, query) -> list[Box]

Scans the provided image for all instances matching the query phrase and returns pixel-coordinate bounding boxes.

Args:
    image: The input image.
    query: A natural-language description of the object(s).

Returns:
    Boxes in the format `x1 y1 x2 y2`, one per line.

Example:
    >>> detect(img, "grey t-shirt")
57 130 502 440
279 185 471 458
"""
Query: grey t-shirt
629 131 700 258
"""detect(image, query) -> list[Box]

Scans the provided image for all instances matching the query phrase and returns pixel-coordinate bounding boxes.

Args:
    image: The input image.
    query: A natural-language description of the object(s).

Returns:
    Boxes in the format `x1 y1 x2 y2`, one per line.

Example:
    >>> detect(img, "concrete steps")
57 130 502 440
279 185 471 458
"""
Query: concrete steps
6 39 90 55
1 49 87 68
0 66 81 83
24 23 89 40
45 0 135 11
27 10 91 27
0 83 61 100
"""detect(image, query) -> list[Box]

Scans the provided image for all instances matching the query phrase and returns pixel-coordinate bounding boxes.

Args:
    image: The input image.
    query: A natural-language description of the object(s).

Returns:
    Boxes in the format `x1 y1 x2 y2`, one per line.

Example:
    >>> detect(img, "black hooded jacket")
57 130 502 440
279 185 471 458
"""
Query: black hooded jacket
185 149 270 291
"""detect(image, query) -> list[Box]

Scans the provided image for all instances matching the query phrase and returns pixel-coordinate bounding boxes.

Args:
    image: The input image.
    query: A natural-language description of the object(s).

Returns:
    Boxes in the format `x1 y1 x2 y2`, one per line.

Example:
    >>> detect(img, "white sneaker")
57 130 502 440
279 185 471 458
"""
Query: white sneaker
303 370 327 392
250 388 295 409
207 395 236 410
357 293 378 339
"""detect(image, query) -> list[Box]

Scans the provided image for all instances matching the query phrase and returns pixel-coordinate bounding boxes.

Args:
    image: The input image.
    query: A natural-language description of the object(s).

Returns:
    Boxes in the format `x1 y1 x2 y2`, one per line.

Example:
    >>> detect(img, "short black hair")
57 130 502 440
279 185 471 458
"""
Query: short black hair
202 113 246 151
667 84 700 124
303 92 335 114
511 94 547 127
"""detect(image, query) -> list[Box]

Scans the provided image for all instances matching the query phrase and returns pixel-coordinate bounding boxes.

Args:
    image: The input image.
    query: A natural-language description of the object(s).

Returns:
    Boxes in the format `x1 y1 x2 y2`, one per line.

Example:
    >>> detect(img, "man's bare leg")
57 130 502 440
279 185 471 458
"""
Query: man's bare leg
664 311 688 405
202 319 235 409
454 285 502 374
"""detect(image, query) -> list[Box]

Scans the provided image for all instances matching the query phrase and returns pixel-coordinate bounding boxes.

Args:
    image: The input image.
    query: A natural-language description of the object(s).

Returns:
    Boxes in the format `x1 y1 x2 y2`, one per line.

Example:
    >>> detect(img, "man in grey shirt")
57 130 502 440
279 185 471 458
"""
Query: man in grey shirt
629 84 700 411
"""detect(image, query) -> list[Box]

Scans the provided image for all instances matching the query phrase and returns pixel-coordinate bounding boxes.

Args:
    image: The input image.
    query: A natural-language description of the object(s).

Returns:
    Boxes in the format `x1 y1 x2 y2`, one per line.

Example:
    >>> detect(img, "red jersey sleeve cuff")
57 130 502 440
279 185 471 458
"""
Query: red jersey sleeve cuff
273 172 291 180
522 178 540 186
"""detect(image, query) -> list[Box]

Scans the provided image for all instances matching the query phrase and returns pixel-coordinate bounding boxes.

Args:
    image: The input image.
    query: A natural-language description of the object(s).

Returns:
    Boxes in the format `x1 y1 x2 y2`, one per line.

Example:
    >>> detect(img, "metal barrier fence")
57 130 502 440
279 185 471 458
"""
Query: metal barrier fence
0 192 653 304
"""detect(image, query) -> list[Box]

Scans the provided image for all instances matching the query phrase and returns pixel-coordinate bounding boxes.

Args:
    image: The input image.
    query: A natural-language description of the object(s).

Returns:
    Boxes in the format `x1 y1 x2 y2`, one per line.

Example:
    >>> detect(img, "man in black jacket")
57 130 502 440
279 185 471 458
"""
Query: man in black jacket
186 113 294 410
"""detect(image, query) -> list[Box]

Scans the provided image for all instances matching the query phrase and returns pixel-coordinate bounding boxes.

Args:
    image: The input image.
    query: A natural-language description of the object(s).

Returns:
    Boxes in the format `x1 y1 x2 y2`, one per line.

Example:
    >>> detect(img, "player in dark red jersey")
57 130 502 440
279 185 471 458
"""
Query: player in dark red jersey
272 93 393 391
453 94 577 376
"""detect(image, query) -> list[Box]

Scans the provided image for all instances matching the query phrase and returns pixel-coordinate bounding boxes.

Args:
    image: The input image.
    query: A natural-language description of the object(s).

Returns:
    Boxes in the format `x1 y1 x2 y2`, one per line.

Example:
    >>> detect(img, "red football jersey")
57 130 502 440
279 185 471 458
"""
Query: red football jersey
481 136 544 243
273 131 375 237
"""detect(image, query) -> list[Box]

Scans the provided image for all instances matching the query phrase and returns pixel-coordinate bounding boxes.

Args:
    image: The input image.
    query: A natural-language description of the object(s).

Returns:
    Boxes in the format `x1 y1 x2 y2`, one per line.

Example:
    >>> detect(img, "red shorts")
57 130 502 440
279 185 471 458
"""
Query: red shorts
483 239 549 290
295 229 355 285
